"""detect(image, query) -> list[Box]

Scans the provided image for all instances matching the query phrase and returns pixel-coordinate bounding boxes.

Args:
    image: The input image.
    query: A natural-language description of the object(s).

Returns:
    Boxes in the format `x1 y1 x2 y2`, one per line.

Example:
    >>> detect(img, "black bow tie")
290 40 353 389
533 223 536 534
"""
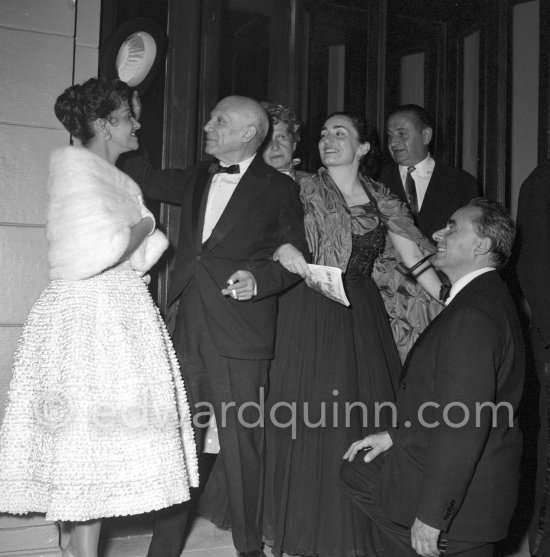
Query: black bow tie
208 162 240 174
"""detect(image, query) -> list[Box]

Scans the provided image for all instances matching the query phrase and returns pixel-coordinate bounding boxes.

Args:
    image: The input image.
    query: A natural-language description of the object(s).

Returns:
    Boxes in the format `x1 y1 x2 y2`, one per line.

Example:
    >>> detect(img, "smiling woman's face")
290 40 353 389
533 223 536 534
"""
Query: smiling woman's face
105 100 141 154
318 115 364 168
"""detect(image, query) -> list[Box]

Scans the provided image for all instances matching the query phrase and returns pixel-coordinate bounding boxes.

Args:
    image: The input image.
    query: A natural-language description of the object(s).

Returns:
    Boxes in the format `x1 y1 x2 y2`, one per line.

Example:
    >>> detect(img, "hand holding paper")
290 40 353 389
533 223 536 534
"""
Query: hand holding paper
305 264 350 306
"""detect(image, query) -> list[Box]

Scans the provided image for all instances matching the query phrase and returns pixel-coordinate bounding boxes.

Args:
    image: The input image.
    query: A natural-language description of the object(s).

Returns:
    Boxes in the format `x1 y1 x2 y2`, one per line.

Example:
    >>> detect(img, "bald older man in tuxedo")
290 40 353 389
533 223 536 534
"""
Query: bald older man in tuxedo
123 95 308 557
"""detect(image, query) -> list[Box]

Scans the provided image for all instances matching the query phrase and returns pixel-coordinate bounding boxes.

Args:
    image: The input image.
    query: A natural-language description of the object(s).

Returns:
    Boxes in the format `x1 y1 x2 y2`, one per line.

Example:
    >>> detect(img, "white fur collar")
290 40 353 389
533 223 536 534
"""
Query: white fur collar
47 146 167 280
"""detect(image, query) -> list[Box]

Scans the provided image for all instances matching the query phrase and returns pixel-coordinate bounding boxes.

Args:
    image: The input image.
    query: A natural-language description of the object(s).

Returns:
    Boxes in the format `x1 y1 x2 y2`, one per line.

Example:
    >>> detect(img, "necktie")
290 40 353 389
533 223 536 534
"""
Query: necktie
405 165 418 216
208 162 240 174
439 283 451 302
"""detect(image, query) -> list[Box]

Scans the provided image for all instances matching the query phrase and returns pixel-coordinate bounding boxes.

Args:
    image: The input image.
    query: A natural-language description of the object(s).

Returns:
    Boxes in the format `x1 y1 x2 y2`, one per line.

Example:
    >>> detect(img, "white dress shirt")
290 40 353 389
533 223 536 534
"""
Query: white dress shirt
202 155 255 243
201 154 255 450
399 154 435 211
445 267 496 306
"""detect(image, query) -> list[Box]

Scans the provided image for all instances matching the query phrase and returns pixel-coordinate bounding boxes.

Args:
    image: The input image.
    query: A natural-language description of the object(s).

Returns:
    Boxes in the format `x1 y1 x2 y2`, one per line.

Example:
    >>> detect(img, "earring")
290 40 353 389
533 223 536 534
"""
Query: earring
104 131 112 141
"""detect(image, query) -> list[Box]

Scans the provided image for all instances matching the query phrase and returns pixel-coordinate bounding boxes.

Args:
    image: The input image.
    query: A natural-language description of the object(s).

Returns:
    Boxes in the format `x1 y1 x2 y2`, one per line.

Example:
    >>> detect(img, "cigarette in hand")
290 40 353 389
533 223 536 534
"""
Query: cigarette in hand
228 279 238 299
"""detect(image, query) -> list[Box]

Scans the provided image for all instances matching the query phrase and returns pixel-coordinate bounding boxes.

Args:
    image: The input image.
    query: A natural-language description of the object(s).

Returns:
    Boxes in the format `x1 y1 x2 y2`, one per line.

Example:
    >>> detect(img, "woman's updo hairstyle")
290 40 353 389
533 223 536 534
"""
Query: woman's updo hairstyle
54 77 131 145
261 101 302 142
325 111 381 178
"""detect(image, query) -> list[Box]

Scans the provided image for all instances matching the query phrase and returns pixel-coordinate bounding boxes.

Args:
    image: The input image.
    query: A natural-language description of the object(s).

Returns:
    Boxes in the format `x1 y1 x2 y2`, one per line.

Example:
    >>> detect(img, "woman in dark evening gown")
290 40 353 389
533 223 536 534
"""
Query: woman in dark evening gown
262 112 442 557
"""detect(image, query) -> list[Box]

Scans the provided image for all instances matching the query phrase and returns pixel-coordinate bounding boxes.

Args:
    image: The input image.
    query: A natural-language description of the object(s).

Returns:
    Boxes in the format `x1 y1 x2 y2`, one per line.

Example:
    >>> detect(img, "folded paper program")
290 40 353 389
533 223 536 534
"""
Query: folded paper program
306 264 350 306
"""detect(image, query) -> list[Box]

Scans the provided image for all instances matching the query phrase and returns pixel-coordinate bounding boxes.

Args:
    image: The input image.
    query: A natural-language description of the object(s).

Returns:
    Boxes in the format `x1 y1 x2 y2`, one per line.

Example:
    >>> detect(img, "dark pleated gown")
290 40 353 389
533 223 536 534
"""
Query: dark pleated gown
262 221 402 557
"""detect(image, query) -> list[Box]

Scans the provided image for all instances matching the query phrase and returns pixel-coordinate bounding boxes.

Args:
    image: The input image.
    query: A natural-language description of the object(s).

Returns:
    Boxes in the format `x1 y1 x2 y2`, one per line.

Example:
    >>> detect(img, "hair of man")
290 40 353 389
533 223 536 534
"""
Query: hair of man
467 197 515 269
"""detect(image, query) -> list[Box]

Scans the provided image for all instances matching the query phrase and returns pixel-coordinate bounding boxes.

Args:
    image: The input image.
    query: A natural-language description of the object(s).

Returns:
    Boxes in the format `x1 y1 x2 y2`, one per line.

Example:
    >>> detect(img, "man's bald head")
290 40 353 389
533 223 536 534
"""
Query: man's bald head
204 96 268 163
225 96 269 147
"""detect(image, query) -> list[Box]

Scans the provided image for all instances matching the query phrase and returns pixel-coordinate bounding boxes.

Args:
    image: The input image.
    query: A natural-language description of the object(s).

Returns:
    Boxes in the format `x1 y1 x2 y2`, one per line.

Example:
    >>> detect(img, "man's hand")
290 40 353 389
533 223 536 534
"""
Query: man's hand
273 243 311 279
411 518 441 557
343 431 393 462
221 270 257 301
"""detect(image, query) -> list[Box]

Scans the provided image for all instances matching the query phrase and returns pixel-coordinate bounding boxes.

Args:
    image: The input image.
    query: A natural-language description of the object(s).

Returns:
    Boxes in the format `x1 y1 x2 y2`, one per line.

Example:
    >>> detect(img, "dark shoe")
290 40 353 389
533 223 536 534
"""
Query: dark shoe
237 551 266 557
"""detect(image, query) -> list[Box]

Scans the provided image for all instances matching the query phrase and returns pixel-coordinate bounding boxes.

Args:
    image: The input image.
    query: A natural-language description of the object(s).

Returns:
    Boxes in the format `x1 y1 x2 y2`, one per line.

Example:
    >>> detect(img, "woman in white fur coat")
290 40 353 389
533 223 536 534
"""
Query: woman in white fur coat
0 78 198 557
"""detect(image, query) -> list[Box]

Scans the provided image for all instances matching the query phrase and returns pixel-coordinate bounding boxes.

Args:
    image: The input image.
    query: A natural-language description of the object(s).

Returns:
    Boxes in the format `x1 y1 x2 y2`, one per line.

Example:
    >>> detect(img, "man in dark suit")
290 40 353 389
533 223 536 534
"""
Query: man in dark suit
381 104 479 241
517 160 550 556
123 95 308 557
373 105 479 361
342 198 525 556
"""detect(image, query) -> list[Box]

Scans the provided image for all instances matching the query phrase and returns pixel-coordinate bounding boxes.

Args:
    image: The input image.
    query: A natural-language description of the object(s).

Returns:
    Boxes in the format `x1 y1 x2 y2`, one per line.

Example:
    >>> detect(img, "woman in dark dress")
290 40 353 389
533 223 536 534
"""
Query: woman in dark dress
262 112 442 557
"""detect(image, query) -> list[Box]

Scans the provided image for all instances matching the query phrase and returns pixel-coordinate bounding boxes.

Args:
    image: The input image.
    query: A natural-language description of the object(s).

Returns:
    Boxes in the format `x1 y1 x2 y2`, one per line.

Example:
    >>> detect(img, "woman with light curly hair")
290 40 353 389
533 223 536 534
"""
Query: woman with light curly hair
261 101 311 181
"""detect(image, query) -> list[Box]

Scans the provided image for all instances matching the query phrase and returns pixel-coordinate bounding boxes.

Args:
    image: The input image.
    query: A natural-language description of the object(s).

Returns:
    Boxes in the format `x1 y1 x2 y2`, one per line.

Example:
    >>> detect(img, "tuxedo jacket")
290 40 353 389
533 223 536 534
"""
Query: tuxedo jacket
376 271 525 542
379 162 479 241
121 153 308 360
517 159 550 362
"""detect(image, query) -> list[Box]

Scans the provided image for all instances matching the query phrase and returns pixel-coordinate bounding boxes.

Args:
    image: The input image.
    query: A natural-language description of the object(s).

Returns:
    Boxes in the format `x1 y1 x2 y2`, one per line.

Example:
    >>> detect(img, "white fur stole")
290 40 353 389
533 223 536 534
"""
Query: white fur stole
47 146 168 280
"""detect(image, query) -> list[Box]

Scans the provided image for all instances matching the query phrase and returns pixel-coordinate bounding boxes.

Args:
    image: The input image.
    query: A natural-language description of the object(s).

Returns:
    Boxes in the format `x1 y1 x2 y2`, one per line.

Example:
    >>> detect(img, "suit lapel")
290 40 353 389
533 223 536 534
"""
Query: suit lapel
418 163 446 232
192 165 212 249
203 157 266 251
400 303 447 381
385 165 407 201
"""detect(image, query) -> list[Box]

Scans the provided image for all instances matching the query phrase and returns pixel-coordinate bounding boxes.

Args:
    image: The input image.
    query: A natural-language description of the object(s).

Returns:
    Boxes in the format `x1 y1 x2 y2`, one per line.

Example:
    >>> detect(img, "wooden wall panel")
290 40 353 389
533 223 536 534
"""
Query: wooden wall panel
538 0 550 160
510 0 539 217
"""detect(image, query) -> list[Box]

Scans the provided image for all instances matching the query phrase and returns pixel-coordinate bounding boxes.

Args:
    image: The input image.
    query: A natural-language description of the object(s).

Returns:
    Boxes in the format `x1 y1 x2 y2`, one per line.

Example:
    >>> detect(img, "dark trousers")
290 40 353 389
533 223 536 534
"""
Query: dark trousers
145 453 216 557
340 456 495 557
147 285 268 556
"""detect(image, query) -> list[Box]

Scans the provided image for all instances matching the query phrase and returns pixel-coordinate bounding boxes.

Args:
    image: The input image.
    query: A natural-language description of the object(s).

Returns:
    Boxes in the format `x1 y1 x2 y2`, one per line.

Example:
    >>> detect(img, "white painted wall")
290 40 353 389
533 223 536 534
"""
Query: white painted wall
0 0 101 554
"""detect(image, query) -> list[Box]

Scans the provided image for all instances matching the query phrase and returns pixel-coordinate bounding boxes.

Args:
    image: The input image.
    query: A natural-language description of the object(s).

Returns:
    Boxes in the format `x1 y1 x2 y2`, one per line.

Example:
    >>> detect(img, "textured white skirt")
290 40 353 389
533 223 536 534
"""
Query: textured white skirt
0 264 198 521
